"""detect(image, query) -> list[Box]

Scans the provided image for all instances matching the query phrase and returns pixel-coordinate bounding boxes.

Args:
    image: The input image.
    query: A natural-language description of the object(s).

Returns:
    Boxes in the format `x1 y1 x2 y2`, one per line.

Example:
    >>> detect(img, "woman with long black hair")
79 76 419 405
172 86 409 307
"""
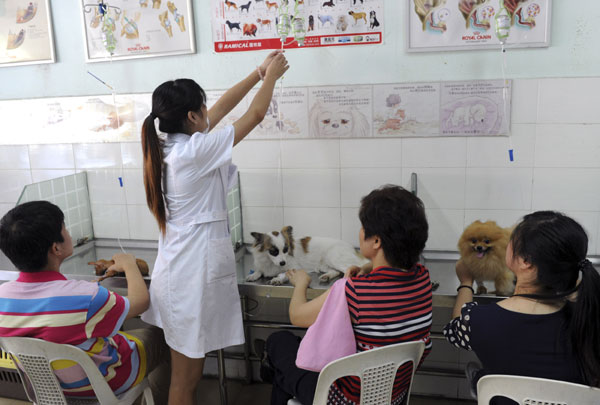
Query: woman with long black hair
445 211 600 404
140 52 289 405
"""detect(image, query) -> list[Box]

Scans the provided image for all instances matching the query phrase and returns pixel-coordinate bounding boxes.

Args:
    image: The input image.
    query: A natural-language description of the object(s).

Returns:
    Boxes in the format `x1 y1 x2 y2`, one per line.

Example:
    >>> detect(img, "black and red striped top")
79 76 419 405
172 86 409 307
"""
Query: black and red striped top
329 264 433 404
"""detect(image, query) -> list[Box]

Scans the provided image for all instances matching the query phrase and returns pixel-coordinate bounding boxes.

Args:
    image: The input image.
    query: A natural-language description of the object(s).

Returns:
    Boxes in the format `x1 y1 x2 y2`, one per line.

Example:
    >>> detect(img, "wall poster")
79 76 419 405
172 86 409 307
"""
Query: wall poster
211 0 384 52
0 79 511 145
80 0 195 62
408 0 552 52
0 0 56 67
440 80 511 136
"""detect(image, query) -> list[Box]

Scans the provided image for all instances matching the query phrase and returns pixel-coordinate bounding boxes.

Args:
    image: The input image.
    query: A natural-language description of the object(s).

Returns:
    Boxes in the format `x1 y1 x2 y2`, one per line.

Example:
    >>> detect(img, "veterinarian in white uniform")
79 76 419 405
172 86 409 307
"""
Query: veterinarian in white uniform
142 126 242 357
139 52 289 404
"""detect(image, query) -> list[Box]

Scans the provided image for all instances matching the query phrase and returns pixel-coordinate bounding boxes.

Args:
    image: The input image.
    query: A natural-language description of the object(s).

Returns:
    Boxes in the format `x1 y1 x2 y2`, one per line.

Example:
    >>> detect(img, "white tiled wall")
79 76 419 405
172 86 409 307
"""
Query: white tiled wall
0 78 599 254
235 78 600 254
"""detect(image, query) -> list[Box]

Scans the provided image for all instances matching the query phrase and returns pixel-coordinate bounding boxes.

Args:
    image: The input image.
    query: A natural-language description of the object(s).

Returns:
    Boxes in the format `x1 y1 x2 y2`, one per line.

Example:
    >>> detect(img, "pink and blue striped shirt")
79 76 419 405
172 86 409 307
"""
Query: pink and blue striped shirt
0 271 146 398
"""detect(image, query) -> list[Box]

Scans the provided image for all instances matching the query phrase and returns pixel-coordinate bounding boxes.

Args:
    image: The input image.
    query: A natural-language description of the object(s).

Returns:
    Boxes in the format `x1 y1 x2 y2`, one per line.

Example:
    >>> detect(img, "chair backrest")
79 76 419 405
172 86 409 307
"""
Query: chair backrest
312 340 425 405
477 375 600 405
0 336 122 404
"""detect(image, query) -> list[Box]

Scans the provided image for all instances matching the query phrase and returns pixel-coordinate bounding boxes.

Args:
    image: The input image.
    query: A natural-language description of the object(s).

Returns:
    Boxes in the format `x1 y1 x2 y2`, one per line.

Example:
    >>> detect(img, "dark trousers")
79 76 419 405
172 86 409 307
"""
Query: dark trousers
266 331 319 405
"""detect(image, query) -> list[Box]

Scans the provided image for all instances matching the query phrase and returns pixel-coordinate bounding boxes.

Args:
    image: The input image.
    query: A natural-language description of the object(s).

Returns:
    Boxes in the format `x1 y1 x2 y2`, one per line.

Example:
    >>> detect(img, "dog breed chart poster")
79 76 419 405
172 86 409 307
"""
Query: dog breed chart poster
80 0 195 61
211 0 384 52
409 0 551 51
0 0 55 67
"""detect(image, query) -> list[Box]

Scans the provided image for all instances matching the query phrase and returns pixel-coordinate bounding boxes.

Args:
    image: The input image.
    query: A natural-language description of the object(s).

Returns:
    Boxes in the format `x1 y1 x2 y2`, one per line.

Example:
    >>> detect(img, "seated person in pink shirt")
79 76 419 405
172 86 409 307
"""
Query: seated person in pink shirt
0 201 169 402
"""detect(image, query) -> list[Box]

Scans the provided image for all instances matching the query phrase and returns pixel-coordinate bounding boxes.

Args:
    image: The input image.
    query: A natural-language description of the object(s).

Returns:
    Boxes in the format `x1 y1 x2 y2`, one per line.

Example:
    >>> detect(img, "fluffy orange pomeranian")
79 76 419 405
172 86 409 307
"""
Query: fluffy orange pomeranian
456 220 515 296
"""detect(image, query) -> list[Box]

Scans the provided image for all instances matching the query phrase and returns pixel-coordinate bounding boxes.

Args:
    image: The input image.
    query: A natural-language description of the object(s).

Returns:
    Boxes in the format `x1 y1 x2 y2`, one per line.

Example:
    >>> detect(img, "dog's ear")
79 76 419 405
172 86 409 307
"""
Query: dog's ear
281 225 293 238
281 226 295 255
251 232 265 244
350 106 370 136
309 102 322 137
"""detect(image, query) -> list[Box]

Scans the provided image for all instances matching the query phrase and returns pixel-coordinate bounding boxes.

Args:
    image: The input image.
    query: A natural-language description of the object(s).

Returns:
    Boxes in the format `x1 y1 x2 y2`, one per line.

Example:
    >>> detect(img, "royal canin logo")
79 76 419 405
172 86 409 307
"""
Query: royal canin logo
462 32 492 41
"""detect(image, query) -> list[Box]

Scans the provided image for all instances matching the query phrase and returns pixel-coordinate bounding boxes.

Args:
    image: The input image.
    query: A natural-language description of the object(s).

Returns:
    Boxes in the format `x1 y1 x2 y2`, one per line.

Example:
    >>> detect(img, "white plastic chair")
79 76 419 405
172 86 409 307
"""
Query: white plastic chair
288 340 425 405
0 336 154 405
477 374 600 405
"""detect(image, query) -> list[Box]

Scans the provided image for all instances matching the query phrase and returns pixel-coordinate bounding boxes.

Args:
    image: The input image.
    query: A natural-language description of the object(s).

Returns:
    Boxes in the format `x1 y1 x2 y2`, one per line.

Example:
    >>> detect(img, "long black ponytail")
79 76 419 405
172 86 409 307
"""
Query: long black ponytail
141 79 207 234
571 259 600 386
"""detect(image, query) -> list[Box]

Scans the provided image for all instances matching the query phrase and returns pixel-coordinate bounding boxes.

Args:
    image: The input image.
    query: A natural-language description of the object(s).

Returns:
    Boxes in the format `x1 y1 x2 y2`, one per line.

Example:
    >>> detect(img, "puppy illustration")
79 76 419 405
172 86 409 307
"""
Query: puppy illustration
322 0 335 7
308 15 314 31
257 18 272 30
336 15 348 31
309 102 370 138
226 20 242 31
431 7 451 31
241 1 252 12
447 103 486 127
265 1 278 10
317 14 334 27
247 226 369 285
348 10 367 25
369 10 380 29
243 23 258 36
225 0 238 10
457 221 515 296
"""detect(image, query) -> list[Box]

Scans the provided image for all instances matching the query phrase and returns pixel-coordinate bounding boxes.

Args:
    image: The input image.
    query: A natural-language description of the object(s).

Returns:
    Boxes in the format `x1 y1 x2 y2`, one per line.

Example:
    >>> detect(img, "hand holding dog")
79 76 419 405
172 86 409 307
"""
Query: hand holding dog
345 265 361 278
108 253 138 274
109 253 149 319
265 53 289 81
455 260 474 286
258 50 283 77
286 269 311 289
344 263 371 278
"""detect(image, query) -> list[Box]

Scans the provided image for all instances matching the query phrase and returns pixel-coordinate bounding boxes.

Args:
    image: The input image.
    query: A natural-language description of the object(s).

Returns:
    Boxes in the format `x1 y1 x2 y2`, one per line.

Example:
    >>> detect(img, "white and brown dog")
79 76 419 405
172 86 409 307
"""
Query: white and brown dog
246 226 368 285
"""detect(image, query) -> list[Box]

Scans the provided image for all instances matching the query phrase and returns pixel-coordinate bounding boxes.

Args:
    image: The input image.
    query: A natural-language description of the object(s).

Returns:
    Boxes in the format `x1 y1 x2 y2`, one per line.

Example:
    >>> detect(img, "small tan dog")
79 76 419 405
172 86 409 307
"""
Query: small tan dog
88 258 149 282
456 220 515 296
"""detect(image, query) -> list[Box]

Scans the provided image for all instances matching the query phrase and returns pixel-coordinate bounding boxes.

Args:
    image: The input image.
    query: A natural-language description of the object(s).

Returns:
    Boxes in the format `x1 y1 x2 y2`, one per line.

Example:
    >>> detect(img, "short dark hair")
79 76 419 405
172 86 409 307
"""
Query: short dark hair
0 201 65 272
359 185 428 269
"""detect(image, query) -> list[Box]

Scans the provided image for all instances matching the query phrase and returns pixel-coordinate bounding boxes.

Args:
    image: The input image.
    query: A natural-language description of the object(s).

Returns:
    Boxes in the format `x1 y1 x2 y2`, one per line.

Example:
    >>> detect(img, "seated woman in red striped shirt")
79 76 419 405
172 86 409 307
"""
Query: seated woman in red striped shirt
264 185 433 405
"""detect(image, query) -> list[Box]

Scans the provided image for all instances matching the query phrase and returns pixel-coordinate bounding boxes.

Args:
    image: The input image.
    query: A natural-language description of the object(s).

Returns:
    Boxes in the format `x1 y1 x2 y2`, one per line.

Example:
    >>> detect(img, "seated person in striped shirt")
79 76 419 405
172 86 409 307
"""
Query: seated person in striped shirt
265 185 433 405
0 201 169 402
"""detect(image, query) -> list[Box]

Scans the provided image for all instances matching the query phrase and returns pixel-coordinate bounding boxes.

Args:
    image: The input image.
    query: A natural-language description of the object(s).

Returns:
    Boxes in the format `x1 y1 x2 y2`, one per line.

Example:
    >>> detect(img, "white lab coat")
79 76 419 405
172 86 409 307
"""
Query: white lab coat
141 125 244 358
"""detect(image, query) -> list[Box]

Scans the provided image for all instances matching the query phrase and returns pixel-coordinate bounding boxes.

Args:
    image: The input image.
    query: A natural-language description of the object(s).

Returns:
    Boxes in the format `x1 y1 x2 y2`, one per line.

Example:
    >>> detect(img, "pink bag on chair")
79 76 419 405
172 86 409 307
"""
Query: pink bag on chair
295 278 357 372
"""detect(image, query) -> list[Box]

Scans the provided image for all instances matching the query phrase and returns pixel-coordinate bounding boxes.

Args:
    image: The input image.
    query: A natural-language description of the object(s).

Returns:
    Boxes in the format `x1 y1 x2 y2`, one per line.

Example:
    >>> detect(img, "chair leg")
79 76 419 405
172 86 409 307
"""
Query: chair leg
143 386 154 405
